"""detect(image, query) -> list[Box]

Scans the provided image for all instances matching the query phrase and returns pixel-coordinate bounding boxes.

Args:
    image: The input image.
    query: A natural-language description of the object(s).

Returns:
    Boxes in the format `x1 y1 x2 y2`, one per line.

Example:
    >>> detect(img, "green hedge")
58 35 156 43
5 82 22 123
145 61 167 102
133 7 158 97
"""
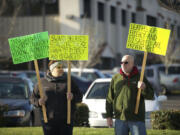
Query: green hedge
74 103 89 127
0 105 8 127
151 110 180 130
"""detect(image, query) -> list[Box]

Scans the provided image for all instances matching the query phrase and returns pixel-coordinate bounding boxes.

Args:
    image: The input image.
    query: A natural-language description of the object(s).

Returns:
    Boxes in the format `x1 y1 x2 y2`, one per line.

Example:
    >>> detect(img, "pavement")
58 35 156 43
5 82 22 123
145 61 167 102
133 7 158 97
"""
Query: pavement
159 94 180 110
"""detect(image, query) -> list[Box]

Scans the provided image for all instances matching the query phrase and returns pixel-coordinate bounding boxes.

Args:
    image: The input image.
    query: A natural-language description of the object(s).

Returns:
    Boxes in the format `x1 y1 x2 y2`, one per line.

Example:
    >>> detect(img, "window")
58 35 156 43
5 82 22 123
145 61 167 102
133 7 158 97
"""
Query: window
159 67 165 73
122 9 126 26
159 66 180 74
45 0 59 15
132 12 136 23
145 69 154 77
1 0 59 16
98 2 104 21
0 82 28 99
110 6 116 24
83 0 91 18
171 24 175 31
168 66 180 74
177 26 180 39
147 15 156 26
87 83 110 99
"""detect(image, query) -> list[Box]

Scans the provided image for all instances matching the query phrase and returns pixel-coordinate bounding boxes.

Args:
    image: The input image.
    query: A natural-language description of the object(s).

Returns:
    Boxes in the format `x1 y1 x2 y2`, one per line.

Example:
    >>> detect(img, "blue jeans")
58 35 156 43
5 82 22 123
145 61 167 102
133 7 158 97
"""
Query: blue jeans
115 119 147 135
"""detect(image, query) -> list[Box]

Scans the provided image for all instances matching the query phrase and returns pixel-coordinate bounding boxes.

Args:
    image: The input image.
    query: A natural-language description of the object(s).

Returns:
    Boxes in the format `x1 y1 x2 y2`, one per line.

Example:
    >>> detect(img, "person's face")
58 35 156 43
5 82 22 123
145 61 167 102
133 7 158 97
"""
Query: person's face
121 56 134 74
52 64 64 76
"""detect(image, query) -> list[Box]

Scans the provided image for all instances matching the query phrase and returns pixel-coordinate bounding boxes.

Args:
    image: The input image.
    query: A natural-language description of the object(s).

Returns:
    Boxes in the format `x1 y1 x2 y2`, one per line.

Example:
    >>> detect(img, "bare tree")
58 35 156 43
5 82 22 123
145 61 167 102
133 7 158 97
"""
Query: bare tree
0 0 22 60
0 0 7 15
71 18 107 71
157 0 180 74
158 22 178 74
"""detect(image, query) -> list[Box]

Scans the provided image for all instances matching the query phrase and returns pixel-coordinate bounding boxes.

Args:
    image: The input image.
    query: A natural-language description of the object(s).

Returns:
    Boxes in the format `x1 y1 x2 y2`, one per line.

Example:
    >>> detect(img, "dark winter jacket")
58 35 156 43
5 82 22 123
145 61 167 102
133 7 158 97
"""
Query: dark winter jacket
30 71 82 121
106 66 154 122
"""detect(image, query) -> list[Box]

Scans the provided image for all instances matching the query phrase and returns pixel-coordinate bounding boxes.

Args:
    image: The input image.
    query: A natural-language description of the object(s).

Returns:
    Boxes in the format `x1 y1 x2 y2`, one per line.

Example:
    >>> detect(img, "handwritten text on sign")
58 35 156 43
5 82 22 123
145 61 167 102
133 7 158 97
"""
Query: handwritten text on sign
49 35 88 60
8 31 49 64
126 23 170 56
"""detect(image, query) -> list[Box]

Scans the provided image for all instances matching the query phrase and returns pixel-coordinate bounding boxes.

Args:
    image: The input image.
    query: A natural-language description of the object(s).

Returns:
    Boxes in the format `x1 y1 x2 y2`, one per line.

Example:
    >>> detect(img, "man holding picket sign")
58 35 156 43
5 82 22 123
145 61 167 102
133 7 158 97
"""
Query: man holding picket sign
106 23 170 135
39 34 87 135
31 34 87 135
31 60 82 135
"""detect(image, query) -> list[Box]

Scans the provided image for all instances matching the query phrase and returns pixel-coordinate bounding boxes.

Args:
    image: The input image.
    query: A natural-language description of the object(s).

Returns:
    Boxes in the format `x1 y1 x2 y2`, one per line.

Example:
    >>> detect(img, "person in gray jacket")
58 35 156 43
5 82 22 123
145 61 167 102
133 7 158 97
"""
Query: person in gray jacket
31 60 82 135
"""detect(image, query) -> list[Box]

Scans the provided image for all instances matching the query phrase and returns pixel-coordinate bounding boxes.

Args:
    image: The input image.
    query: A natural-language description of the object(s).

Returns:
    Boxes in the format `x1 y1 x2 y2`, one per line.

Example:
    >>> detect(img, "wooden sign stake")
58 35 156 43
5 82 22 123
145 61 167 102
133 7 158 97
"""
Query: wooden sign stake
67 61 71 124
34 60 48 123
135 51 148 114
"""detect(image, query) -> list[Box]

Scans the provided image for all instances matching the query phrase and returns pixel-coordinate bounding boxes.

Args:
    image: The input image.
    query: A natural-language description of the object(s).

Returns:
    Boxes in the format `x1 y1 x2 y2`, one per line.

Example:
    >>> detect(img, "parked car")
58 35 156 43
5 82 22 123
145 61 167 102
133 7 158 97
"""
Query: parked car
64 68 106 81
0 71 13 77
0 70 44 85
100 70 114 78
0 77 36 126
159 64 180 94
82 78 167 129
138 64 163 95
11 71 45 85
70 73 92 94
103 73 113 78
138 64 180 95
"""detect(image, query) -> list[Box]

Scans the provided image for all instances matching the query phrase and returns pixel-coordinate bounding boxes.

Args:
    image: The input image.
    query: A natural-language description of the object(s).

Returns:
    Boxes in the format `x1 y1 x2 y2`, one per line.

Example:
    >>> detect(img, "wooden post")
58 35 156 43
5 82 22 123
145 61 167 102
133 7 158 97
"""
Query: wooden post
34 60 48 123
67 61 71 124
135 51 148 114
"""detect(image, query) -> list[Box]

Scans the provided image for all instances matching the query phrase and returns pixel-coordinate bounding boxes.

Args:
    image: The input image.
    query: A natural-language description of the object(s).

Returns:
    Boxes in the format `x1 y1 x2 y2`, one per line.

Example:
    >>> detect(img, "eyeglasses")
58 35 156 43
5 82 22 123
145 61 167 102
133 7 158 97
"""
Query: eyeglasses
121 61 128 65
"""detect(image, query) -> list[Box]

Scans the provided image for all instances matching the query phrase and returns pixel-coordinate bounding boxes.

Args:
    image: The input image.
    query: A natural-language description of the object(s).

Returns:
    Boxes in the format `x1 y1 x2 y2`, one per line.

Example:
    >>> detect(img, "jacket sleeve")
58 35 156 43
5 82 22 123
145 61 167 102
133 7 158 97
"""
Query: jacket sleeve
141 76 154 100
106 77 115 118
30 83 41 107
71 80 82 103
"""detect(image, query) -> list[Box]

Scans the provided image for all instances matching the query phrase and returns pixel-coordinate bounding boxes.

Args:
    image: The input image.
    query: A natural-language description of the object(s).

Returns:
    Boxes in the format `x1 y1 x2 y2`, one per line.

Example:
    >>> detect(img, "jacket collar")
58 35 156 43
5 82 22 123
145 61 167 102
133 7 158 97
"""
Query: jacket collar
45 70 67 82
120 66 138 79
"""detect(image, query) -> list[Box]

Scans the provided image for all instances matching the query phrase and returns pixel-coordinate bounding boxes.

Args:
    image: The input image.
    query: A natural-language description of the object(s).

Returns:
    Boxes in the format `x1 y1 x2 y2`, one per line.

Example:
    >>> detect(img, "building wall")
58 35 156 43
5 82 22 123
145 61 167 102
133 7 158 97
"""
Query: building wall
1 0 180 69
0 15 60 58
59 0 180 68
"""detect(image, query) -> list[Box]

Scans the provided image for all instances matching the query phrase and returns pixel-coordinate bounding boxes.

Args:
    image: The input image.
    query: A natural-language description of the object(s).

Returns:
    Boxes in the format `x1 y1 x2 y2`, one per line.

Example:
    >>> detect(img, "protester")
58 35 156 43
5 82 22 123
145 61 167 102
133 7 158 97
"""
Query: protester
106 55 154 135
31 60 82 135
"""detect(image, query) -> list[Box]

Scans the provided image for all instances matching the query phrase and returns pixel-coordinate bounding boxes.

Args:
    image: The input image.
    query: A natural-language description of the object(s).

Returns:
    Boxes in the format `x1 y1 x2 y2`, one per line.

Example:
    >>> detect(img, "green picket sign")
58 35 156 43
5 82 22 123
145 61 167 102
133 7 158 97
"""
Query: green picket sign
8 31 49 64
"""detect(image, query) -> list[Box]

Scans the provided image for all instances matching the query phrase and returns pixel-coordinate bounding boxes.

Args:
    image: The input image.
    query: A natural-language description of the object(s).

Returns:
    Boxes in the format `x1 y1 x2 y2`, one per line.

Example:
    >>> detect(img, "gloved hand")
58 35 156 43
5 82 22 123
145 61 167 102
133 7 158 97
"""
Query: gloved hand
38 96 47 106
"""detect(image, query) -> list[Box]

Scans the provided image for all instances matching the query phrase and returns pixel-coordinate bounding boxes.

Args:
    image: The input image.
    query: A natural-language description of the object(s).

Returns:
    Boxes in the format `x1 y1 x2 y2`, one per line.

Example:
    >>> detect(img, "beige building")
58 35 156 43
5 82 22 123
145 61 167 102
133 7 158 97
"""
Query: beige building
0 0 180 69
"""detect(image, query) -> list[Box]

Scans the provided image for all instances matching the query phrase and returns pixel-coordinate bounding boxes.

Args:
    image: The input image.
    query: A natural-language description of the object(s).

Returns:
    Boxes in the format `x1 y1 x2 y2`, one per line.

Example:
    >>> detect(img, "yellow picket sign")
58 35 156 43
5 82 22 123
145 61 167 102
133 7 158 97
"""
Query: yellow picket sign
127 23 170 56
49 35 89 124
49 35 88 60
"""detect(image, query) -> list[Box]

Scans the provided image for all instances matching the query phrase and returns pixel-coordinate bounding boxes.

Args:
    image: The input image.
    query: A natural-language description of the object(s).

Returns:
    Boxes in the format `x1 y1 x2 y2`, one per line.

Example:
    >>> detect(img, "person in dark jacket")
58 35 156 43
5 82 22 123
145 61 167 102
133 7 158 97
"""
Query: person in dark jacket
30 60 82 135
106 55 154 135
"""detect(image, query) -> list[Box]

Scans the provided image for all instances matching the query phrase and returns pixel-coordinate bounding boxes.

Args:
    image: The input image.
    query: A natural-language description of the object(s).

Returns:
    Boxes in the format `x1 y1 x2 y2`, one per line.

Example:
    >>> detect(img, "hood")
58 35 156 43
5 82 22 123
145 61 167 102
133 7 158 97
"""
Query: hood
0 99 29 110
